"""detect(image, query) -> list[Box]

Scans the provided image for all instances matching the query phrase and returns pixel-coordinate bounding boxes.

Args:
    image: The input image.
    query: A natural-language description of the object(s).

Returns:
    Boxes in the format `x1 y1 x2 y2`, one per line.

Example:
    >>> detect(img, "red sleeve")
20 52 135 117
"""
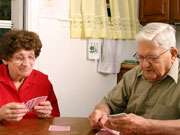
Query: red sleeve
47 81 60 117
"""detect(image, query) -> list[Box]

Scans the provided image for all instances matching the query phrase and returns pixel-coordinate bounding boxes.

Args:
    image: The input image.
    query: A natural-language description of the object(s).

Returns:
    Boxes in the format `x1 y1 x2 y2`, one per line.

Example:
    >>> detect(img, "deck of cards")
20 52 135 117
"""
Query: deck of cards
48 125 70 131
96 128 120 135
108 113 126 118
25 96 47 110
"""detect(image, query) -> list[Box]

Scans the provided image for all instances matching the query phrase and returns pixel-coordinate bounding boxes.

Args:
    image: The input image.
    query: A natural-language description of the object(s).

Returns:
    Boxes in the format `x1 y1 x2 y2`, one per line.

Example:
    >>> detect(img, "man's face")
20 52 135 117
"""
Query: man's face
138 41 172 82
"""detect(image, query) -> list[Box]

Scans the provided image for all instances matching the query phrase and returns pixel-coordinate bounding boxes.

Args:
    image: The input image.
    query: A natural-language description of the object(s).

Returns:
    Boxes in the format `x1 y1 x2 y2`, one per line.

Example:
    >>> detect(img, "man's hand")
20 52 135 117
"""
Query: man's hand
0 102 29 121
88 109 109 130
108 113 150 134
33 101 52 118
88 102 111 130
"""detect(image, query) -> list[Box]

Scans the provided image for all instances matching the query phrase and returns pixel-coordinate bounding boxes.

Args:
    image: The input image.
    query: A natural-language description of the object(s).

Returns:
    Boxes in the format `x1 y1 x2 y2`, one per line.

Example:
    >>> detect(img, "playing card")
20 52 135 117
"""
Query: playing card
96 128 119 135
25 100 30 109
25 96 47 110
97 121 119 135
26 98 34 110
33 96 47 107
108 113 126 118
48 125 70 131
28 98 36 110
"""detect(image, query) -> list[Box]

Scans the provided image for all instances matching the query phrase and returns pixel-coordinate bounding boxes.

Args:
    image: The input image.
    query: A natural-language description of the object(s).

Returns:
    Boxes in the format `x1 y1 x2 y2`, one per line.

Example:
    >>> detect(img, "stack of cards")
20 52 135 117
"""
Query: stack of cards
96 128 119 135
48 125 71 131
25 96 47 110
97 114 122 135
108 113 126 118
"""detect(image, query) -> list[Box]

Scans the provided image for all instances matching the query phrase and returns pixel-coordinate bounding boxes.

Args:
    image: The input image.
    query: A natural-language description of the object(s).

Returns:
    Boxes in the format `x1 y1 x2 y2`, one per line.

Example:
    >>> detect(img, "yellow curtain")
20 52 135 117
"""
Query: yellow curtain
109 0 140 39
70 0 140 39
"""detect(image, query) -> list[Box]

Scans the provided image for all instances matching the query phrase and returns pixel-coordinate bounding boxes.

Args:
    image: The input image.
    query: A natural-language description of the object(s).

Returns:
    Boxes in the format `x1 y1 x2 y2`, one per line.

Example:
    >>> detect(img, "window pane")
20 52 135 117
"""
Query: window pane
0 28 10 64
0 28 10 41
0 0 11 20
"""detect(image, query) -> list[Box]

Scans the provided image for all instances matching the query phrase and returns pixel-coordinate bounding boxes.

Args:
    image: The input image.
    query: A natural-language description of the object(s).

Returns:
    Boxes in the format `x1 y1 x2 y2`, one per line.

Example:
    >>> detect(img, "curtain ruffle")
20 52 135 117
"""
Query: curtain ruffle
70 0 141 39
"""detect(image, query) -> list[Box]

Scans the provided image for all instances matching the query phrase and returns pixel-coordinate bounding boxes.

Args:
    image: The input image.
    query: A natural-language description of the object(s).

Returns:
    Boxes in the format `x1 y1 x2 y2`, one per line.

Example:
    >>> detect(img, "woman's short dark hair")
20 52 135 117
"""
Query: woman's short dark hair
0 29 42 60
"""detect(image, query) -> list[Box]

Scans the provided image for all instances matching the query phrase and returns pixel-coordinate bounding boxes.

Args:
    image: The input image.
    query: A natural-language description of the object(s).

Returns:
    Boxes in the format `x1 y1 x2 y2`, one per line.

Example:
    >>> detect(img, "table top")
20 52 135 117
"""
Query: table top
0 117 98 135
0 117 94 135
0 117 164 135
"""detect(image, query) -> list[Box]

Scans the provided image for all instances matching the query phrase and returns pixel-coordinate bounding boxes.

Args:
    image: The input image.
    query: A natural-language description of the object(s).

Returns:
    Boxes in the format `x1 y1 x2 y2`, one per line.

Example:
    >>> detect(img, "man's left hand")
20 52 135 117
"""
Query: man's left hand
107 113 150 134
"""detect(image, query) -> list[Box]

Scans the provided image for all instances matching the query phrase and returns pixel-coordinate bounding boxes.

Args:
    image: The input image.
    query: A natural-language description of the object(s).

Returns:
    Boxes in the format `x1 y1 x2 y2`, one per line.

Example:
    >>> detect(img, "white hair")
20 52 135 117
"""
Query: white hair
136 23 176 49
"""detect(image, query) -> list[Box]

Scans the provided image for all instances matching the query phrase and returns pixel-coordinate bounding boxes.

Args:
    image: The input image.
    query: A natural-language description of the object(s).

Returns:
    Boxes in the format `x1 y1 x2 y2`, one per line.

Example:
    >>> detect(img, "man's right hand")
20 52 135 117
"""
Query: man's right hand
0 102 29 121
88 109 109 130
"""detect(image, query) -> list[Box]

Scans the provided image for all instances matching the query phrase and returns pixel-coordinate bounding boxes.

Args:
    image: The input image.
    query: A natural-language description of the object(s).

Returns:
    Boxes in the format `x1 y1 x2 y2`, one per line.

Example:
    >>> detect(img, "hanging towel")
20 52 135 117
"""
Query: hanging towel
88 39 103 60
97 39 123 74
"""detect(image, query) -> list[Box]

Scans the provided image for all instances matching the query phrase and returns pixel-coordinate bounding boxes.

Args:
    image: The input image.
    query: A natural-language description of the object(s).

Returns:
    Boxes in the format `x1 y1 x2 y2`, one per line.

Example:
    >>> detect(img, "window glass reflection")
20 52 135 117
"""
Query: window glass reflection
0 28 10 64
0 28 10 41
0 0 11 20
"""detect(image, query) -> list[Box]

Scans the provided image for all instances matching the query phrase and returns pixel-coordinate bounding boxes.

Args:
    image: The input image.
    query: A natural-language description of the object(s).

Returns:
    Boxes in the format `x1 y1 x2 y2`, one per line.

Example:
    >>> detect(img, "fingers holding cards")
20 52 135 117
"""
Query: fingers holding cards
0 102 28 121
34 96 48 107
25 96 47 110
24 96 50 118
33 101 52 118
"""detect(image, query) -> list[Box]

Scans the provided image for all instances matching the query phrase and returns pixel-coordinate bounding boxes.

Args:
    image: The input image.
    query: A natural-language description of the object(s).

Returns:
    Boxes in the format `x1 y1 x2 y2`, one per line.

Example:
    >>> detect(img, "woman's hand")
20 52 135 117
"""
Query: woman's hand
33 101 52 118
0 102 29 121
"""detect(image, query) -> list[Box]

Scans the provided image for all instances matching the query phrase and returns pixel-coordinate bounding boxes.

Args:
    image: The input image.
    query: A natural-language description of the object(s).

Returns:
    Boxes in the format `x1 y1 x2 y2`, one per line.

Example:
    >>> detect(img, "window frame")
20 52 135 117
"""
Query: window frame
0 0 24 29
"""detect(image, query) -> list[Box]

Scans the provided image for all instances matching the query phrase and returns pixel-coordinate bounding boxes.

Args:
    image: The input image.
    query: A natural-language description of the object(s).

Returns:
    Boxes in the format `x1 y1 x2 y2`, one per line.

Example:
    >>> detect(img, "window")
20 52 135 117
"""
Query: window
0 0 11 41
0 0 23 63
106 0 111 17
0 0 23 41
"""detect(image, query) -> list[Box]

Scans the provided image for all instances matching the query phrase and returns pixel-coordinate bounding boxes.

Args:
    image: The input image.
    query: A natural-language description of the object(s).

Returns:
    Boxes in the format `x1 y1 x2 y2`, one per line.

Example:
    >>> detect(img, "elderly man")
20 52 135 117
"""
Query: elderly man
88 23 180 134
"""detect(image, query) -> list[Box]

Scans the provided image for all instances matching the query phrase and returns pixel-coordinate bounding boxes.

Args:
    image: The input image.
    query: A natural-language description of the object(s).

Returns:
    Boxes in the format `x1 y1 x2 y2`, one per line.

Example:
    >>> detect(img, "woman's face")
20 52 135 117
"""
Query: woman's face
3 49 36 80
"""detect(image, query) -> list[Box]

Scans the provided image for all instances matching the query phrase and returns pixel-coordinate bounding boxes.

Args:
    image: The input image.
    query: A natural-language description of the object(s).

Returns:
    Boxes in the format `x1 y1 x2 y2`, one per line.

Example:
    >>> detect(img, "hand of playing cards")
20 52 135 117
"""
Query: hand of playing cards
25 96 47 110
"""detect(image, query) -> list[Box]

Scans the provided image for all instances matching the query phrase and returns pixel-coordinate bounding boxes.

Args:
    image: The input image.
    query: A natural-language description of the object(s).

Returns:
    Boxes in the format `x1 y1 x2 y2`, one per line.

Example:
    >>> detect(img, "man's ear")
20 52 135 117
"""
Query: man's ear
170 48 178 63
2 59 8 65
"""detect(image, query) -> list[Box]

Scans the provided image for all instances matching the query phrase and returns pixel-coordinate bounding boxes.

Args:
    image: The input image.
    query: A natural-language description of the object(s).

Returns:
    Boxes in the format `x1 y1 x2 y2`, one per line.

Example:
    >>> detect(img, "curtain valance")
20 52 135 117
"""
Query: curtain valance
70 0 140 39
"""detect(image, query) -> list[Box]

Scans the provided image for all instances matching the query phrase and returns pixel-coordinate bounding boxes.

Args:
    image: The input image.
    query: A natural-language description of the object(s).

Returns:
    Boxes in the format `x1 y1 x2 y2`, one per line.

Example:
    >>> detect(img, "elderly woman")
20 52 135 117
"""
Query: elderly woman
0 30 60 121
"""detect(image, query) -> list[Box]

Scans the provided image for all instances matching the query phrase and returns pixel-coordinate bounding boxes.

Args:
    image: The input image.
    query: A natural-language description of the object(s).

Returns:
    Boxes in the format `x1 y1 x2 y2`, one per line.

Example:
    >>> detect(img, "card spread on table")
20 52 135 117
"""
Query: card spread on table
25 96 47 110
48 125 70 131
97 121 119 135
96 128 120 135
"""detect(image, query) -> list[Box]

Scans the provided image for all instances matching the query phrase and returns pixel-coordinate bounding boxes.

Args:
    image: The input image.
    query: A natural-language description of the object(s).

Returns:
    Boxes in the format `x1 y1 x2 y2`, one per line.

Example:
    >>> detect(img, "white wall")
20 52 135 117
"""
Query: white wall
27 0 117 117
38 17 117 117
26 0 180 117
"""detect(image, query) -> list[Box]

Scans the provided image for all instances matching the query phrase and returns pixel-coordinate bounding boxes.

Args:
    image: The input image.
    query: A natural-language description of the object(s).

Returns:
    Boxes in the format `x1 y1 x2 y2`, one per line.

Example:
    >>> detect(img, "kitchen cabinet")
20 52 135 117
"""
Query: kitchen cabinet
172 0 180 22
139 0 180 24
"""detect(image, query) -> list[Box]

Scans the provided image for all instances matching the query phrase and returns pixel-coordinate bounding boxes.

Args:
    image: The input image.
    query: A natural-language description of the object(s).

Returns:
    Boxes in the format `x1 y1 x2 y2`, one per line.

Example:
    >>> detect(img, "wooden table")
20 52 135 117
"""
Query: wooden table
0 117 166 135
0 117 93 135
